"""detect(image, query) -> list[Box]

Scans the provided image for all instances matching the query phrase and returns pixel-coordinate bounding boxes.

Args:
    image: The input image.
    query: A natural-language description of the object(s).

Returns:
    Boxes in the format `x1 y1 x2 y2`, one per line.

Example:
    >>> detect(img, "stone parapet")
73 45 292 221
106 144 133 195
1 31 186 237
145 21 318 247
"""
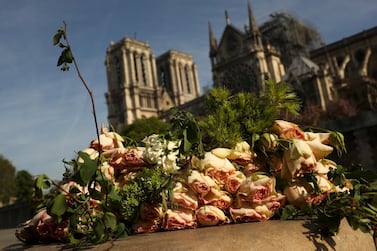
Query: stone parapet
2 219 375 251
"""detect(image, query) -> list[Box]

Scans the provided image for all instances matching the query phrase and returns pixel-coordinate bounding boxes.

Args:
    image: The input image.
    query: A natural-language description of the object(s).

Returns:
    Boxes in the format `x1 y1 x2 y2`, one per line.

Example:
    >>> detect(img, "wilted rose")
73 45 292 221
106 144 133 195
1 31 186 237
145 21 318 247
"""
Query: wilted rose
196 205 229 227
108 148 148 172
282 139 317 179
139 203 163 221
272 120 306 140
211 141 254 165
202 188 232 210
259 133 279 152
225 171 246 194
132 219 160 234
173 182 199 210
187 170 217 196
238 174 276 204
91 125 124 151
305 138 333 160
230 202 272 223
162 208 197 230
30 209 69 242
199 152 236 185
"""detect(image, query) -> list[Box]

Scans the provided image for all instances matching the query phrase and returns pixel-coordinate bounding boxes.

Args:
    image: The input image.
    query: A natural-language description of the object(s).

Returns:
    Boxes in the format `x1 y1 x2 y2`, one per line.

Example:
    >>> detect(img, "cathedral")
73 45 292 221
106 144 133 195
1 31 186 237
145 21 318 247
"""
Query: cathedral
105 38 200 129
105 2 377 129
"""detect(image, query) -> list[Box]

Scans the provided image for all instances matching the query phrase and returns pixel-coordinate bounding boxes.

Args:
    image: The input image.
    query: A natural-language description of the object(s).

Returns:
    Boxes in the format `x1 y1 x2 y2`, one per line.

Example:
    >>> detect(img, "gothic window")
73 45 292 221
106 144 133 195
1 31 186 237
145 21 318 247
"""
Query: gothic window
355 49 365 65
115 57 122 88
184 66 191 93
179 64 184 91
140 54 147 86
133 52 139 82
160 68 167 87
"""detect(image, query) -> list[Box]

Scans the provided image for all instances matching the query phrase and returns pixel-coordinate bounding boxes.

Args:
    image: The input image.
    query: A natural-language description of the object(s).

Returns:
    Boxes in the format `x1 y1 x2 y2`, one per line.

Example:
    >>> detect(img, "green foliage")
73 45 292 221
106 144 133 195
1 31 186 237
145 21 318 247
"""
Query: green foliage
15 170 34 203
0 154 16 204
73 151 99 186
109 168 172 226
280 164 377 236
169 109 205 158
121 117 169 144
200 81 301 149
53 23 74 71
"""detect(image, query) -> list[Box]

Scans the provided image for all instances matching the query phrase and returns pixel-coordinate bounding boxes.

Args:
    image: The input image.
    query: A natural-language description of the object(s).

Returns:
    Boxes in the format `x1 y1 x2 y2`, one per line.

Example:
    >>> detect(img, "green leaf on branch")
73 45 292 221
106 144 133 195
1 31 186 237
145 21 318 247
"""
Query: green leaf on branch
75 151 98 186
103 212 117 230
93 219 105 243
48 193 68 221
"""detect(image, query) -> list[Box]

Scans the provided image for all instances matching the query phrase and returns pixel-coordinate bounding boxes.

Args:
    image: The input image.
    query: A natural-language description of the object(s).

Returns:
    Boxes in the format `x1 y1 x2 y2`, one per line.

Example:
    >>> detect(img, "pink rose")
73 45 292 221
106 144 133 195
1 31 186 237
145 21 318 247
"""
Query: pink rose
238 174 276 204
202 188 232 210
196 205 229 227
225 171 246 194
90 125 124 151
199 152 236 185
272 120 306 140
30 209 69 242
173 182 199 210
187 170 217 197
107 148 149 172
229 202 272 223
162 208 197 230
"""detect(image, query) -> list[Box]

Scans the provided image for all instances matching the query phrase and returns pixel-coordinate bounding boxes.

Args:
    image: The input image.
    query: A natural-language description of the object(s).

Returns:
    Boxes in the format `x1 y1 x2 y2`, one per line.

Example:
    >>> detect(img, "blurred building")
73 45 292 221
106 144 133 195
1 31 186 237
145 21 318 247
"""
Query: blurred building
105 38 200 129
209 3 377 113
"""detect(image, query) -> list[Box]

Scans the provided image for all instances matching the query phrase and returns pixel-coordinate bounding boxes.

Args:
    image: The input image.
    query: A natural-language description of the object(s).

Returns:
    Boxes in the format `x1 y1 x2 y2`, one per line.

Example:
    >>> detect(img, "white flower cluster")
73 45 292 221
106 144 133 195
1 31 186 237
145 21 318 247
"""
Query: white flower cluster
142 134 181 174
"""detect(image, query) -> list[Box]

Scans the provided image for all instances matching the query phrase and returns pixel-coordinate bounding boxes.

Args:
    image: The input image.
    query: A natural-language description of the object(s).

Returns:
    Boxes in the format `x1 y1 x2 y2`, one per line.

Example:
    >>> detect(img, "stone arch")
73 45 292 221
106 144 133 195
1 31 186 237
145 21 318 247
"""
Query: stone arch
367 48 377 80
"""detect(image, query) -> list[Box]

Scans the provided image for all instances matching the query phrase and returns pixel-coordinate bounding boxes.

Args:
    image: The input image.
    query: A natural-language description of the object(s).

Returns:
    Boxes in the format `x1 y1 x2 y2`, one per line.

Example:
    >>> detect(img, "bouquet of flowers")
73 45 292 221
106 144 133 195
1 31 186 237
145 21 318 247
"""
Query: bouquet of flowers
14 23 377 246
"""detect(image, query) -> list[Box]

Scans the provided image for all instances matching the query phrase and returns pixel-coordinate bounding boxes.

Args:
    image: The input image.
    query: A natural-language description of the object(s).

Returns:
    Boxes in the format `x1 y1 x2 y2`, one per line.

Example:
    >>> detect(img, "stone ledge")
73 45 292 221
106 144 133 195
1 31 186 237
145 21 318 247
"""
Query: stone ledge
1 219 375 251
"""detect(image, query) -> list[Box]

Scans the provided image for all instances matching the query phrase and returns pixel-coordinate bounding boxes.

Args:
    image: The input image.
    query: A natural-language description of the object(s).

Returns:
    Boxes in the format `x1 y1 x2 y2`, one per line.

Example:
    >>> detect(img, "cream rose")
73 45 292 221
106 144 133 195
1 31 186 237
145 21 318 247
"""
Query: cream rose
196 205 229 227
281 139 317 179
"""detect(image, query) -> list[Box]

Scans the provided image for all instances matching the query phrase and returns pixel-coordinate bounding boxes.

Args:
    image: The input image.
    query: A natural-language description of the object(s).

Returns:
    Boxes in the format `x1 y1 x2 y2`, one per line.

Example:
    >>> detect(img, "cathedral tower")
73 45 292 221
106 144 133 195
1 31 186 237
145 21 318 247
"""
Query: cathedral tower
105 37 200 129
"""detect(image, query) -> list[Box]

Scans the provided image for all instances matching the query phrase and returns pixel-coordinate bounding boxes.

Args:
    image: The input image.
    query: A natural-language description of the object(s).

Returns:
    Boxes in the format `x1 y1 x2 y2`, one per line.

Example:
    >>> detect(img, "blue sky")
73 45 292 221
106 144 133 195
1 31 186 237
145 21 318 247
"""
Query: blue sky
1 0 376 180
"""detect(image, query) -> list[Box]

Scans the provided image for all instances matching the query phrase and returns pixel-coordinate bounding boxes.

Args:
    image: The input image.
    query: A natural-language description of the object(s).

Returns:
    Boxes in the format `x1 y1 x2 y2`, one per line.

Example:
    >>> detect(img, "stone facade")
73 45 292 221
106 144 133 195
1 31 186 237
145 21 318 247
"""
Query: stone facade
209 3 285 94
105 38 200 129
209 3 377 115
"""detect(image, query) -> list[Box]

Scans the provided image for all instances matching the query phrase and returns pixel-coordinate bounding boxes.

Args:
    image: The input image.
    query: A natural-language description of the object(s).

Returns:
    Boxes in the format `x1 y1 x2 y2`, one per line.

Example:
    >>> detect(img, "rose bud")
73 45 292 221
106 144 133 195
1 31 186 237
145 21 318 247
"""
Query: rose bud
196 205 229 227
259 133 279 152
238 174 276 204
283 182 310 207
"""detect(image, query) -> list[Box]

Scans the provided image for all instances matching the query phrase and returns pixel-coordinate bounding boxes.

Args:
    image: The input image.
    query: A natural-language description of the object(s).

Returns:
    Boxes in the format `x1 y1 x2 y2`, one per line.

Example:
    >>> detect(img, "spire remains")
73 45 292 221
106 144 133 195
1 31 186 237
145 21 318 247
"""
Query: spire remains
247 0 259 32
225 10 231 25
